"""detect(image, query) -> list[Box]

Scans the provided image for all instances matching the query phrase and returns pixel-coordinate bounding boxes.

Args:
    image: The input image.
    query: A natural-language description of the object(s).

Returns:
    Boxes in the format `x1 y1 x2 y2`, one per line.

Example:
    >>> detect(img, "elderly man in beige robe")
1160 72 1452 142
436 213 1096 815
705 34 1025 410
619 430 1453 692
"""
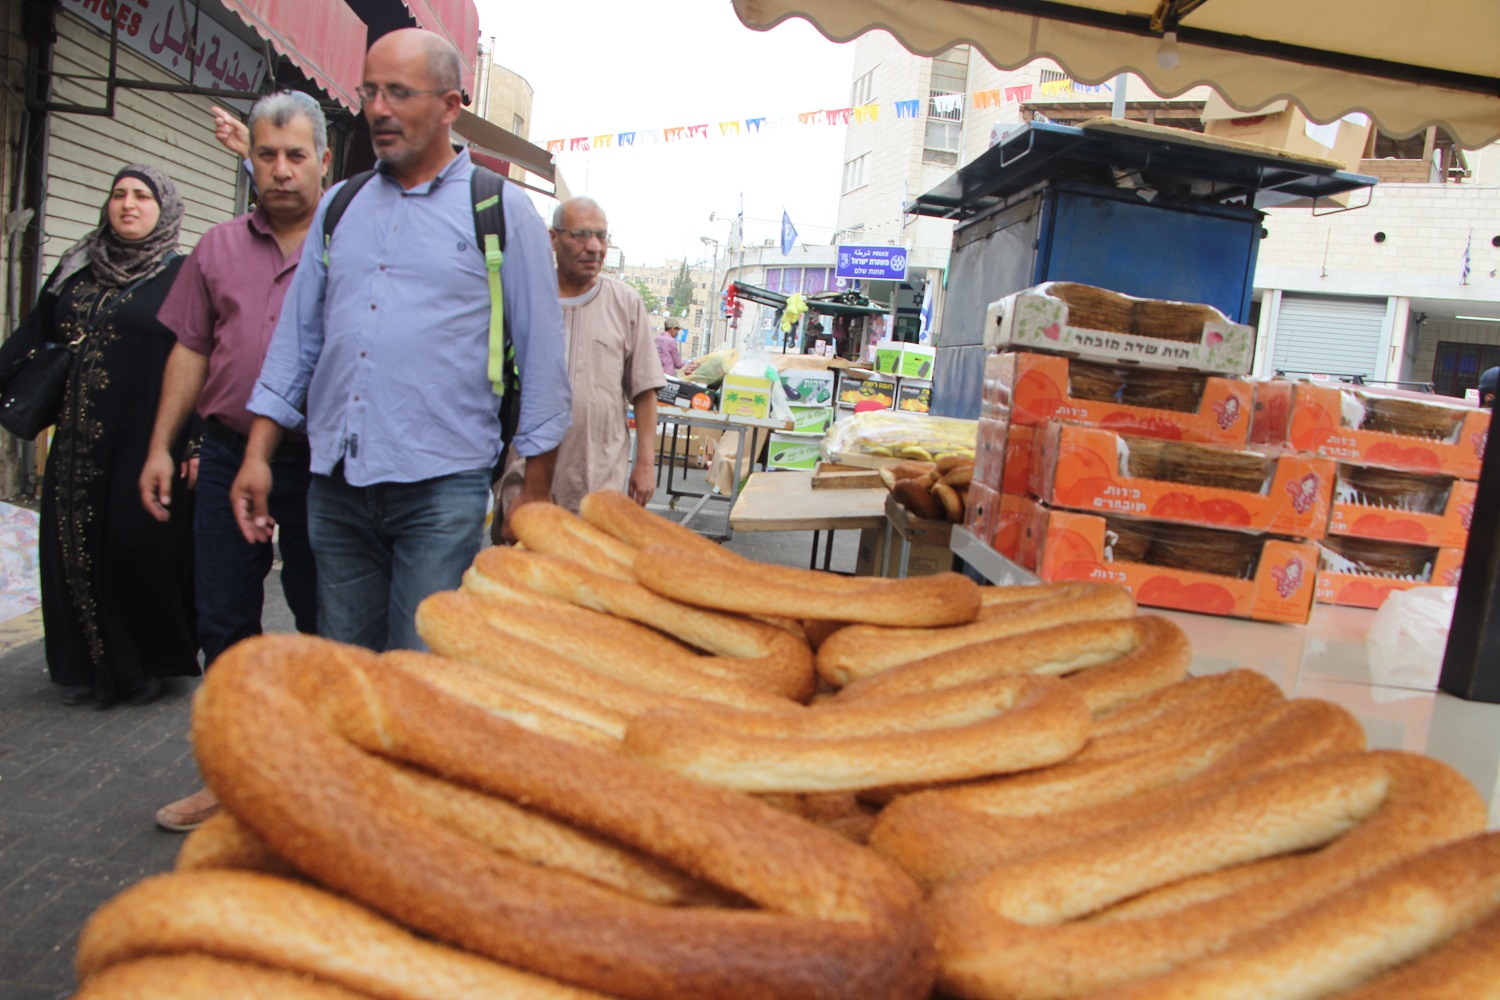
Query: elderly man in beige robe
498 197 663 520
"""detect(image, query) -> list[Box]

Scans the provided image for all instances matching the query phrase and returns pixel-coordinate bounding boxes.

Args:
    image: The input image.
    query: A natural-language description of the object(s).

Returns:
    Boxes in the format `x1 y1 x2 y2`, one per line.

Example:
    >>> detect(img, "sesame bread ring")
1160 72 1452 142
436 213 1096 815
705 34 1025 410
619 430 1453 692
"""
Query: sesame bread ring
76 871 614 999
176 812 294 878
870 697 1365 890
461 562 705 665
415 590 787 722
926 750 1484 1000
932 481 965 522
511 501 639 581
383 648 627 748
176 763 728 909
1094 831 1500 1000
189 635 935 1000
74 954 373 1000
893 479 944 520
816 582 1136 686
834 615 1187 716
578 488 724 555
438 580 797 713
1079 667 1285 762
622 674 1090 793
470 547 816 700
634 544 983 627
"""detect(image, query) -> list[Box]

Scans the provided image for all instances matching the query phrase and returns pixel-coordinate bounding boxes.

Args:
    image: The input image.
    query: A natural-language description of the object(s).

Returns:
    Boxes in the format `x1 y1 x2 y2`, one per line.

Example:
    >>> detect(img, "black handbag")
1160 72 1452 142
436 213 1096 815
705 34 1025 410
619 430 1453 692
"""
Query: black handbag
0 261 170 440
0 338 75 439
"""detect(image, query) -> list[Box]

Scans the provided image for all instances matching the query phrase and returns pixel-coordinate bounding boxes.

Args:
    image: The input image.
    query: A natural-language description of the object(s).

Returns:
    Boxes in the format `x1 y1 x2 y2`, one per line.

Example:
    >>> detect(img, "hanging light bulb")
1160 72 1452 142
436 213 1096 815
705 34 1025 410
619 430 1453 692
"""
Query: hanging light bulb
1156 30 1181 70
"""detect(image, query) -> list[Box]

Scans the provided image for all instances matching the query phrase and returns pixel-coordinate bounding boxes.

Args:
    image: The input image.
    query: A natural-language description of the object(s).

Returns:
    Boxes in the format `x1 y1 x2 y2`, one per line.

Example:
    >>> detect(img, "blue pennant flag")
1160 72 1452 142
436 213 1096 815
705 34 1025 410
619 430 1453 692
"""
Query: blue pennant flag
918 278 935 344
780 210 797 256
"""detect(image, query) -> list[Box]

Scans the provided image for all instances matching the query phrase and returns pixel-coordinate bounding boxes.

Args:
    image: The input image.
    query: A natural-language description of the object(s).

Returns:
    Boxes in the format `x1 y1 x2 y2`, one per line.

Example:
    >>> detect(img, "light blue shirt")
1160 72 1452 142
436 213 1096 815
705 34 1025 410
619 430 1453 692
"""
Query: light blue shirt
248 149 571 486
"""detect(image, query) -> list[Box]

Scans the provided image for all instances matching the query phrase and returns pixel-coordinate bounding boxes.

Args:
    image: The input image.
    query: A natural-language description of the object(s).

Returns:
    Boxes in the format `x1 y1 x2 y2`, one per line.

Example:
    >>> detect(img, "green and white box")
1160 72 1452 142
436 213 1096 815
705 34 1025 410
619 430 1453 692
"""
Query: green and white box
780 369 836 406
788 405 834 434
766 431 824 470
875 342 937 379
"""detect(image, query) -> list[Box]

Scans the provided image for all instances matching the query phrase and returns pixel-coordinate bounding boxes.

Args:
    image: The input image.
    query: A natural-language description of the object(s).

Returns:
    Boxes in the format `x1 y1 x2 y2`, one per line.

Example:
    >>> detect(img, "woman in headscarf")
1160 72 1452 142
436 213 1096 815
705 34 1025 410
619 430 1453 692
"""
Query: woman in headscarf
6 164 199 706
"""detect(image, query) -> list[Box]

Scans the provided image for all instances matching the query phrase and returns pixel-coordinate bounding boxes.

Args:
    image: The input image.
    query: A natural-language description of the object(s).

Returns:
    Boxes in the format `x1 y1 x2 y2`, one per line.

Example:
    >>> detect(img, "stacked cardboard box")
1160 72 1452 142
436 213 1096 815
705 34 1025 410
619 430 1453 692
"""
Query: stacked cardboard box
766 369 837 470
968 281 1324 625
836 368 898 411
1249 380 1488 609
875 342 937 415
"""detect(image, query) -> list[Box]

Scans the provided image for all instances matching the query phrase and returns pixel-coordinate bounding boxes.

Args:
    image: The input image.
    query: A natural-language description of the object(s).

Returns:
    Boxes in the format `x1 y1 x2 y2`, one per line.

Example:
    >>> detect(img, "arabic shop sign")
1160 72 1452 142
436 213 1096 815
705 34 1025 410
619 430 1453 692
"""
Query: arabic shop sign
836 244 908 281
62 0 268 94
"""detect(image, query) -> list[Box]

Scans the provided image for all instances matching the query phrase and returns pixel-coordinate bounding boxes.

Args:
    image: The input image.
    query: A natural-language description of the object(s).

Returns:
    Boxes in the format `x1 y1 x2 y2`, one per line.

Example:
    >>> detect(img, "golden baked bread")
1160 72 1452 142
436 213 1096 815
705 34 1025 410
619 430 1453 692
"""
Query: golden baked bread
925 750 1484 999
182 635 936 1000
816 582 1138 686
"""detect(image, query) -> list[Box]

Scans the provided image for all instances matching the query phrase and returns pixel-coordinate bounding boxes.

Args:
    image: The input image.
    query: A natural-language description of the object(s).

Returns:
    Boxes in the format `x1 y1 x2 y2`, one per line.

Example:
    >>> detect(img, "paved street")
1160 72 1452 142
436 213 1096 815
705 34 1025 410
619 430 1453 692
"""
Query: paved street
0 493 858 999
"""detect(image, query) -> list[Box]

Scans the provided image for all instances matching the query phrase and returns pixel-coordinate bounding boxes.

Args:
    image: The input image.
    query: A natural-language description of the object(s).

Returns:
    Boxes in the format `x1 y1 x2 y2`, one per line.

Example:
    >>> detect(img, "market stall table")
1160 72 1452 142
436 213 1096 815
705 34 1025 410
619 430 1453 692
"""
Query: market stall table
654 410 792 539
729 470 887 570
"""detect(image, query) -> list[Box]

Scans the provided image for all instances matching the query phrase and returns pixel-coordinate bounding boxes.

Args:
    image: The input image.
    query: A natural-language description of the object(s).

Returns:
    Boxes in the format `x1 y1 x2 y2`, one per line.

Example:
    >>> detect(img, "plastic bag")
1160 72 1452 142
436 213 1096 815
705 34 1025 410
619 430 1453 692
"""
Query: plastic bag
823 410 978 463
1366 586 1458 690
684 347 739 387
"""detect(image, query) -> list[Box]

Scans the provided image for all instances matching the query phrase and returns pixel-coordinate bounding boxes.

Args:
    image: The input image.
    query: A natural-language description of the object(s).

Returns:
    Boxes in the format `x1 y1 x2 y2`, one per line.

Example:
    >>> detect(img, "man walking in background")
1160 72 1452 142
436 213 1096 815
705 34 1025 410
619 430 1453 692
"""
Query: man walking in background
497 196 662 519
140 90 329 832
232 28 570 652
656 315 683 375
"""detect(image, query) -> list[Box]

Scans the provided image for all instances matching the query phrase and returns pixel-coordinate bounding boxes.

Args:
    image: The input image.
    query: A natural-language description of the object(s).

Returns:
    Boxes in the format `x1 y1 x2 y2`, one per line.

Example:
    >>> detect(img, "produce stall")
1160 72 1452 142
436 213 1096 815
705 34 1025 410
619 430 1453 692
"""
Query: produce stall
728 280 890 359
729 0 1500 703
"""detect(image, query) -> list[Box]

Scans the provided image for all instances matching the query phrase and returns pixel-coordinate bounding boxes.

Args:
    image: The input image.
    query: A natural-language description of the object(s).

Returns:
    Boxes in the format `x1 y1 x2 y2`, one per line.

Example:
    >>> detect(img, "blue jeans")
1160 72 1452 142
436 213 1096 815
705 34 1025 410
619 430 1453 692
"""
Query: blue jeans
306 467 490 652
195 428 317 667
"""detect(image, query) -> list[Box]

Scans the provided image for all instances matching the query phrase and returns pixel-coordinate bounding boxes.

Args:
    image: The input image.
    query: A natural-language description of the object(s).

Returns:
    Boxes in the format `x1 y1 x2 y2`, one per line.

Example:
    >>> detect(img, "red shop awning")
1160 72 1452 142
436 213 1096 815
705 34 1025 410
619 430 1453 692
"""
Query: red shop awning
397 0 481 98
219 0 367 111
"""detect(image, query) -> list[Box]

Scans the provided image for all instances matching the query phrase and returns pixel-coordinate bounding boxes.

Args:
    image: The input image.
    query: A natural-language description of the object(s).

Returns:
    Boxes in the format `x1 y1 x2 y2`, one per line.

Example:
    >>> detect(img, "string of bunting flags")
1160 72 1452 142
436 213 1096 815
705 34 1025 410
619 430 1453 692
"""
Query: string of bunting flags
542 78 1115 155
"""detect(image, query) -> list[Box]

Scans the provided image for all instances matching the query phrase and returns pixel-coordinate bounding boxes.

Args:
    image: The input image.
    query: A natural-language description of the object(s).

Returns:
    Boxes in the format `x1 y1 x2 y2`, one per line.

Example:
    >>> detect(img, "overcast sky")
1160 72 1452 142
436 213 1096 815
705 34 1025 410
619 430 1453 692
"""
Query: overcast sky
473 0 857 269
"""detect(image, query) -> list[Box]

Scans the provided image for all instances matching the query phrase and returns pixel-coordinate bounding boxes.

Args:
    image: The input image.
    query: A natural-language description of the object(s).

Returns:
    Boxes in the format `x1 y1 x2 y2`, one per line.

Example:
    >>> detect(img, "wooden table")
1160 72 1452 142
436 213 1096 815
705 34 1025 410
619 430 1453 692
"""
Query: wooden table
654 410 792 539
729 470 888 569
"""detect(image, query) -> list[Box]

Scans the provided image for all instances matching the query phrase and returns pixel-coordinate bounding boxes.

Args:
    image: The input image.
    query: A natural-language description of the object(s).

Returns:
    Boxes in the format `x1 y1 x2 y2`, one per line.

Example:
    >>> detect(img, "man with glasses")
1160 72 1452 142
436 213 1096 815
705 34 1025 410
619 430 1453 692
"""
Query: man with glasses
231 28 570 652
497 197 663 519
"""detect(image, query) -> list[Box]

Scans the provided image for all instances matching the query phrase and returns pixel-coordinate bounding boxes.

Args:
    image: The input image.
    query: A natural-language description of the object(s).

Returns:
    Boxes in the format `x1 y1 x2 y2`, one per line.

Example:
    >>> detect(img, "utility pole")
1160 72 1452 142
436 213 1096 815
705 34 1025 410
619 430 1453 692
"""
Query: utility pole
700 236 721 353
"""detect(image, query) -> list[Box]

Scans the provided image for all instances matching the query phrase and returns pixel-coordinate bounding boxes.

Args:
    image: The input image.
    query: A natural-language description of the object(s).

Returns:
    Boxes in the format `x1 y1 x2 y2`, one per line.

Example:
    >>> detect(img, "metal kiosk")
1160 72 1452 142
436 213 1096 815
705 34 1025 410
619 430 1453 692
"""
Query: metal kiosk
914 118 1377 420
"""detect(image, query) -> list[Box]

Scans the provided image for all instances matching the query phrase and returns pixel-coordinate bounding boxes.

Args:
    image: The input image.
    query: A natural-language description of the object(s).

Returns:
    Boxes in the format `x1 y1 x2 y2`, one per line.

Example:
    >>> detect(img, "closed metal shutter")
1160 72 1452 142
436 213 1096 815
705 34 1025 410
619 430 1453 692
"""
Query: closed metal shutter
43 12 240 274
1271 294 1388 379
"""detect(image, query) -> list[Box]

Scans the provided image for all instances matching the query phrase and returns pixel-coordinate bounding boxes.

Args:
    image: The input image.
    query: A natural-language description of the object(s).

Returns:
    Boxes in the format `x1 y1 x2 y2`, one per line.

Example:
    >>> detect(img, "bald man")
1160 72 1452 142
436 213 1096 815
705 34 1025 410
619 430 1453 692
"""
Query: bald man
235 29 571 651
497 197 663 520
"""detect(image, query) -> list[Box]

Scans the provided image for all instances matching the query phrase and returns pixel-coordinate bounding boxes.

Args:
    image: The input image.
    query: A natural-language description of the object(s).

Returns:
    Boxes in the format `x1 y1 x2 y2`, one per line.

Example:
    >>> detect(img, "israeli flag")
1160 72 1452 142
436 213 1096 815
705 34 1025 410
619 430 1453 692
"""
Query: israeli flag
918 278 935 344
780 210 797 256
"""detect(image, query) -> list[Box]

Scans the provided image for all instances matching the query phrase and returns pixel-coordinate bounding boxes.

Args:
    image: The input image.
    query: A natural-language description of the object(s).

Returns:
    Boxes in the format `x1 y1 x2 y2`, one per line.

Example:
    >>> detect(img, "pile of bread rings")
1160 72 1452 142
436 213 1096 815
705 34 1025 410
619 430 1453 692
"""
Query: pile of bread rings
72 490 1500 1000
881 455 975 523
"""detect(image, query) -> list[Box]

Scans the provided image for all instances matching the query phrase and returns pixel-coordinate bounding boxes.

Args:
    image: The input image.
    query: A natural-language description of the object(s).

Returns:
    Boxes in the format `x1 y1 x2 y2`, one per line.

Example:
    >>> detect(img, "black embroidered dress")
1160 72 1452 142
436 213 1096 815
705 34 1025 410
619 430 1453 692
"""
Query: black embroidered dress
31 258 199 698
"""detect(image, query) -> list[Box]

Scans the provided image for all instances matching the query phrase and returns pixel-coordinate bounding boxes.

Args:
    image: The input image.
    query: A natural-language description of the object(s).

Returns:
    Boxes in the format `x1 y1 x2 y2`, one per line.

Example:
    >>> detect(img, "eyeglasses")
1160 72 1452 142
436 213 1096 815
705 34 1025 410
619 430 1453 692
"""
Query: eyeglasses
357 83 451 107
558 228 609 244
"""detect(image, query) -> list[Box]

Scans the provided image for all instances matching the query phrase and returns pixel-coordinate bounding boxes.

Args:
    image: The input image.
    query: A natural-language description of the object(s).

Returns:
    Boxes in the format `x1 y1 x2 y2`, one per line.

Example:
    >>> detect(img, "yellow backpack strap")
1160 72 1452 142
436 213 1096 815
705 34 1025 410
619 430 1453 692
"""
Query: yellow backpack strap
481 223 505 397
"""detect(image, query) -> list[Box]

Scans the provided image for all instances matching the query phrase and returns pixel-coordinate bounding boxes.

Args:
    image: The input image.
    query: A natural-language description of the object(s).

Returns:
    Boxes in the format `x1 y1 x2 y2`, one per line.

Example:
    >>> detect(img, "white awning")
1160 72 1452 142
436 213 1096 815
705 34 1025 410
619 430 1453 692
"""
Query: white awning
451 109 556 183
732 0 1500 148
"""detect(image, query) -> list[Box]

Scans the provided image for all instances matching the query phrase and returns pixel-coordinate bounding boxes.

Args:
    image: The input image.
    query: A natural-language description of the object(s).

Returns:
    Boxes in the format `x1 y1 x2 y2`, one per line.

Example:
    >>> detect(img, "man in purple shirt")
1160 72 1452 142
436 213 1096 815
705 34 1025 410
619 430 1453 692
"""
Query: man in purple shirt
656 316 684 375
139 90 329 833
232 29 570 653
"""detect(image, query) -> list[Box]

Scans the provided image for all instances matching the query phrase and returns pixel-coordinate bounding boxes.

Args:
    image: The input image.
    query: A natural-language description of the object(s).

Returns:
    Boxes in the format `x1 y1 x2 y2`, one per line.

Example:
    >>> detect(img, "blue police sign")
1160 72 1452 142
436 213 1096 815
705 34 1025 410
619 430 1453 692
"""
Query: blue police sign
836 244 908 280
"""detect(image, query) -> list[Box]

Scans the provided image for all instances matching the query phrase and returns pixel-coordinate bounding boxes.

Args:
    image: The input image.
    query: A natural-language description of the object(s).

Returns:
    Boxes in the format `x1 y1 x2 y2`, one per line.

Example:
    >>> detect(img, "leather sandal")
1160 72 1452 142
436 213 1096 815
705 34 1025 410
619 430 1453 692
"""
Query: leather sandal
155 789 220 832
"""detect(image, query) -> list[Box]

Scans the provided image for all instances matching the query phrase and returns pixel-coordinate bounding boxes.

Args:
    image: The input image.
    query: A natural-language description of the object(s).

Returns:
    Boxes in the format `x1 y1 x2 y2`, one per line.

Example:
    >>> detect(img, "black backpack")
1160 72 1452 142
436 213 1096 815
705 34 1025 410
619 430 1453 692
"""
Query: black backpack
320 165 521 469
